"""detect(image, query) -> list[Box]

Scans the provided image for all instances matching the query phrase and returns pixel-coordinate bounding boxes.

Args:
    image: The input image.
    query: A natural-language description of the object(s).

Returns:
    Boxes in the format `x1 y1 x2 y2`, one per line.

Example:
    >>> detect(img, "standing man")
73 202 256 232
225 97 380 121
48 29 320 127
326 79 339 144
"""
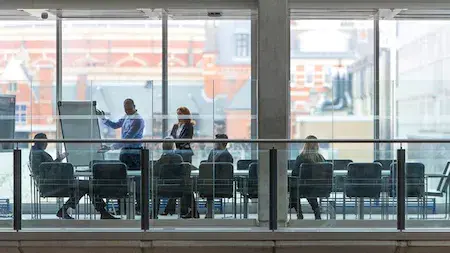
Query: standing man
98 98 145 213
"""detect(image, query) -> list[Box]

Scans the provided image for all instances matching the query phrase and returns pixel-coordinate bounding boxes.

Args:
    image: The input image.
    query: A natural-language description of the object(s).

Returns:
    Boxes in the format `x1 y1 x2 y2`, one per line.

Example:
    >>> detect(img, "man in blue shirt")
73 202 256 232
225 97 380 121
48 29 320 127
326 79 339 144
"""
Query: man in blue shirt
99 98 145 212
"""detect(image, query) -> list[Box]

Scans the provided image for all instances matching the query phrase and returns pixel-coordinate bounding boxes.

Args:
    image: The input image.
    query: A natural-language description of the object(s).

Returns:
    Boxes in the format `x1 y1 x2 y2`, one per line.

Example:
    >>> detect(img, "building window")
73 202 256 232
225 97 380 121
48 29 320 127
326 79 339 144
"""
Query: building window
324 66 333 85
15 104 27 124
305 65 315 86
9 82 17 92
235 33 250 57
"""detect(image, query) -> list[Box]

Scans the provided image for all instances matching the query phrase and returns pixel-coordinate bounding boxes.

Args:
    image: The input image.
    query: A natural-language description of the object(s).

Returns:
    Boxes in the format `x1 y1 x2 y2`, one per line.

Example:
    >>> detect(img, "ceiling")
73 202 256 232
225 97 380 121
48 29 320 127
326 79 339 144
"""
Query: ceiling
0 8 449 20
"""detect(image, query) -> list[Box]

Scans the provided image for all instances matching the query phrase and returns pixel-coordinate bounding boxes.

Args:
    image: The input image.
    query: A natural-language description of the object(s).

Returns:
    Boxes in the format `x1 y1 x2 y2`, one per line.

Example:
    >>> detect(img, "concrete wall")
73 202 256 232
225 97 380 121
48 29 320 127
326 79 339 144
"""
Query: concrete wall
1 231 450 253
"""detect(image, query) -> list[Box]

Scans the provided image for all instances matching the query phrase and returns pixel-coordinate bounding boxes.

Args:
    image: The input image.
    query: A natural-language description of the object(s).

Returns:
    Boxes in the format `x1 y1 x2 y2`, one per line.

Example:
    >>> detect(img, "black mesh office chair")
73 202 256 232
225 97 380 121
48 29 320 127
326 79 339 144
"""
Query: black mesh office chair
390 162 426 218
374 159 396 171
326 159 352 192
288 160 297 170
426 162 450 218
246 162 258 199
198 162 234 218
345 163 382 219
92 162 128 216
37 162 76 218
155 163 192 217
289 162 333 219
237 160 257 170
236 159 257 195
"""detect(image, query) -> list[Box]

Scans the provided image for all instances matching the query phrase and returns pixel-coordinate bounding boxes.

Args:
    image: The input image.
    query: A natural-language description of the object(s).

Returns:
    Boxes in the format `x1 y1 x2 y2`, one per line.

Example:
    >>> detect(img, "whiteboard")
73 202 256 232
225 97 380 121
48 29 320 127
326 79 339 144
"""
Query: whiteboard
58 101 104 167
0 95 15 151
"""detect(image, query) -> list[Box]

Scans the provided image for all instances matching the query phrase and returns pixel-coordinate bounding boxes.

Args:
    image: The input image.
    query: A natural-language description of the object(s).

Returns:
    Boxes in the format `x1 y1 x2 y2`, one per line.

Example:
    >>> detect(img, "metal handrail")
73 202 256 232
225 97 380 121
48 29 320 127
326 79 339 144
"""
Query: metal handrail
3 138 450 143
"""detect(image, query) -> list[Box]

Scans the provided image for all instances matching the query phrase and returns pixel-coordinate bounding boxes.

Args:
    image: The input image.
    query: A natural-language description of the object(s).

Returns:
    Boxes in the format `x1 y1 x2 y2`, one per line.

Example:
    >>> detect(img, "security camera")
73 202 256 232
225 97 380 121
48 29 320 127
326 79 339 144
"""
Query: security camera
207 12 222 18
41 12 49 19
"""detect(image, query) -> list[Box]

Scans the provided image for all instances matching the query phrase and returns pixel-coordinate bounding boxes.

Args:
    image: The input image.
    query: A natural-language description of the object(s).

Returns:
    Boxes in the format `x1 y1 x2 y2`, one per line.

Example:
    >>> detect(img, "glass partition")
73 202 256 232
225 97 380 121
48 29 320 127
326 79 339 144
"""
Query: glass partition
0 19 56 227
289 19 375 161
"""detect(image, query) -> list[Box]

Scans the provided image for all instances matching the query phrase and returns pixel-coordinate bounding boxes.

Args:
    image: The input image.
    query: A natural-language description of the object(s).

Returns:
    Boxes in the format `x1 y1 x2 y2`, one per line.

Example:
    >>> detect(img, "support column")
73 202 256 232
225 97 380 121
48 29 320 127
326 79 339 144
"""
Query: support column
250 17 258 158
257 0 289 227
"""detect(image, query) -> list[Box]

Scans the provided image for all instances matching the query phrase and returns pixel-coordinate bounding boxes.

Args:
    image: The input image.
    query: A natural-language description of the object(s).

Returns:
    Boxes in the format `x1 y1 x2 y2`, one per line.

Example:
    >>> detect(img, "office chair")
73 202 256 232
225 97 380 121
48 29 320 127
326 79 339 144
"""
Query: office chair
197 162 234 218
345 163 382 219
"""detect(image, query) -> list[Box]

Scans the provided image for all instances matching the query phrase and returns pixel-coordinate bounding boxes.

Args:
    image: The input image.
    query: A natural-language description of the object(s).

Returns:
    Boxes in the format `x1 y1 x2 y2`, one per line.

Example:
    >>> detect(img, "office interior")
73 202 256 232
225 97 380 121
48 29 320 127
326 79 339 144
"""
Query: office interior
0 0 450 235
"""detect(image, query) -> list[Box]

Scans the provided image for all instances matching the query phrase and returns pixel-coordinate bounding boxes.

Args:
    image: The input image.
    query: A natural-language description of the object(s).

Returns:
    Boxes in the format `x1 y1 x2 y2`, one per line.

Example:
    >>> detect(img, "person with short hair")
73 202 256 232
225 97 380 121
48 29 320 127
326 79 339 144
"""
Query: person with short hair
99 98 145 212
153 137 184 216
29 133 117 219
207 134 233 164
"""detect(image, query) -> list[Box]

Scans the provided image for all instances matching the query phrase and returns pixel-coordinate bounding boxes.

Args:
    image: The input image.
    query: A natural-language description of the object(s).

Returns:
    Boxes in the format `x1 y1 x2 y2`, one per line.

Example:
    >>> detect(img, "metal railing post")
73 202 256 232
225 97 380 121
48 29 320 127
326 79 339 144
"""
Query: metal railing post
13 148 21 231
141 148 150 231
269 148 277 230
397 147 406 231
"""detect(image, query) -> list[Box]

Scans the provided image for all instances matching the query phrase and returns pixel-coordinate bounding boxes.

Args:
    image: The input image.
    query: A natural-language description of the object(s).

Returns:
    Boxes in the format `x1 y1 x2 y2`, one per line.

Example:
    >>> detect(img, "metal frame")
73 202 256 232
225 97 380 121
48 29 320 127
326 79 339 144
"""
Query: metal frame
162 12 169 135
374 17 380 159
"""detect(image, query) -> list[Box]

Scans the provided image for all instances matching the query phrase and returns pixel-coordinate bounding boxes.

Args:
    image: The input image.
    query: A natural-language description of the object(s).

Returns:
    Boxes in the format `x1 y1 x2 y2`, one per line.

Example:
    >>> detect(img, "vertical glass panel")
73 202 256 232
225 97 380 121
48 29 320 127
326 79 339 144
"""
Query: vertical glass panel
290 19 374 157
288 17 392 228
0 20 57 228
167 17 252 164
23 19 163 227
380 20 450 228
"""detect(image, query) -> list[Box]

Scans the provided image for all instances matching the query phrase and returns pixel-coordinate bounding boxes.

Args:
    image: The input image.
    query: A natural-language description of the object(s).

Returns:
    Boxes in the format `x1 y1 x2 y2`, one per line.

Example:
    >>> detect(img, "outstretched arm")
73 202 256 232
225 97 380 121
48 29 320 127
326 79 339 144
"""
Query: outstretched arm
103 117 125 129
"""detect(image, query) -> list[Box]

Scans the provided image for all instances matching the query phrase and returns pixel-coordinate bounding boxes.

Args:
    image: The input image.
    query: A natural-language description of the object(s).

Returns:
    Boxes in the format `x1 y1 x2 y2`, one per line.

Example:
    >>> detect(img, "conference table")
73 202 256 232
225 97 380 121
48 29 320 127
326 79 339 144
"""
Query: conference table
74 169 393 220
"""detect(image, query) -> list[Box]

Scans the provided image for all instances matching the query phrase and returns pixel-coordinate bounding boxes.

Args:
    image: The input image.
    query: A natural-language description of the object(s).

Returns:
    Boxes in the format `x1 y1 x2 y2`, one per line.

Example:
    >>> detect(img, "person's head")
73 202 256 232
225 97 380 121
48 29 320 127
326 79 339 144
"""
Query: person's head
162 136 174 151
302 135 319 154
214 134 228 150
176 106 192 124
33 133 48 150
123 98 136 115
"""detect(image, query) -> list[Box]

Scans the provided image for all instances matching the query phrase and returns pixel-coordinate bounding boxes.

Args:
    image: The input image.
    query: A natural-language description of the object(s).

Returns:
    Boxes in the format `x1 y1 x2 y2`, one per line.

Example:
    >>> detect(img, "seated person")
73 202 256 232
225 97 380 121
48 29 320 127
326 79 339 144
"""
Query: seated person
203 134 234 219
289 135 323 220
207 134 234 164
154 137 198 218
153 138 183 216
29 133 117 219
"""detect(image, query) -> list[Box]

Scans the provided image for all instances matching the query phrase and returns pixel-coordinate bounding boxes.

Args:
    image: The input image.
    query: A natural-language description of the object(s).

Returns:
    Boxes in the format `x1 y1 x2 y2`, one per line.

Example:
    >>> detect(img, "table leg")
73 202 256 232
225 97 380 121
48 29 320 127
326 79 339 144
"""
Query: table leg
206 199 213 219
126 179 136 220
358 197 364 220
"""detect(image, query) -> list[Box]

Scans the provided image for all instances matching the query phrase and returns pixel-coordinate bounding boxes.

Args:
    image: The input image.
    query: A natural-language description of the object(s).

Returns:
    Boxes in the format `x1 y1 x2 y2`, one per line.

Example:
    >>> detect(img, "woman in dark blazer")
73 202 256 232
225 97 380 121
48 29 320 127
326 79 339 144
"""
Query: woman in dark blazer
170 106 194 163
165 106 198 218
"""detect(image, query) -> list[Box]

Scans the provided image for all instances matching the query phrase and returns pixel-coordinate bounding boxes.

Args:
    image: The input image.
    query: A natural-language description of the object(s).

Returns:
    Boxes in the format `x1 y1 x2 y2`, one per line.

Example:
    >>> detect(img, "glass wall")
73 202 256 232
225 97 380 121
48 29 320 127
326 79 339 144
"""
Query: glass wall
167 19 253 164
0 20 56 224
289 20 375 161
380 20 450 221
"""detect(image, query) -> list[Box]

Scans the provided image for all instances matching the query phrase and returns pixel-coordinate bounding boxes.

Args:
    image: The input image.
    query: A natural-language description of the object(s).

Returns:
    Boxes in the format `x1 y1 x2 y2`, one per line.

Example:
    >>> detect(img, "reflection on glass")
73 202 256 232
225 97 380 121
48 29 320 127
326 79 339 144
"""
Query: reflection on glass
168 19 253 165
289 19 374 161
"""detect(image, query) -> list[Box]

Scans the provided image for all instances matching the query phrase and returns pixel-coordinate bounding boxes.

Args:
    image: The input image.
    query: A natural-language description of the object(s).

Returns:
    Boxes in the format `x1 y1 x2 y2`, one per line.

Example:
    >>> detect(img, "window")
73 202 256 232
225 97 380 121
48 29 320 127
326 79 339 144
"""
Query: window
15 104 27 124
9 82 17 92
324 65 333 86
305 65 315 86
235 33 250 57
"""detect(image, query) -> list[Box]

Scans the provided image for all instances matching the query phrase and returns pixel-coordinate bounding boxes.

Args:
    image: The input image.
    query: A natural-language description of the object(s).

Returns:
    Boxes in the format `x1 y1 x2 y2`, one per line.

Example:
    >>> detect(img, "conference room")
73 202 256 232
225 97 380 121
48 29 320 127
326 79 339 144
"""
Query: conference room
0 9 448 231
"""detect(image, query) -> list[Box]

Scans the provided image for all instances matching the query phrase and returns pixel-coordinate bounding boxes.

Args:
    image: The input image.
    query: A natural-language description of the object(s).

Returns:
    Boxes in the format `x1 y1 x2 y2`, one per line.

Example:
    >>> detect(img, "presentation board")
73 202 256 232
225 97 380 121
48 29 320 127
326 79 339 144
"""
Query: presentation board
0 95 15 151
58 101 104 167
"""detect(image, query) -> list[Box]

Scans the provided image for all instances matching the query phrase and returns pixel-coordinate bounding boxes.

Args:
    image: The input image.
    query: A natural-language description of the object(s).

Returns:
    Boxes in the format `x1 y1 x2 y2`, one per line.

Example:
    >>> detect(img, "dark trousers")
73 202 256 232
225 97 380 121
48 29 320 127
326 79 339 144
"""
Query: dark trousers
63 180 107 213
289 197 321 219
119 148 142 211
160 193 197 215
163 150 195 215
